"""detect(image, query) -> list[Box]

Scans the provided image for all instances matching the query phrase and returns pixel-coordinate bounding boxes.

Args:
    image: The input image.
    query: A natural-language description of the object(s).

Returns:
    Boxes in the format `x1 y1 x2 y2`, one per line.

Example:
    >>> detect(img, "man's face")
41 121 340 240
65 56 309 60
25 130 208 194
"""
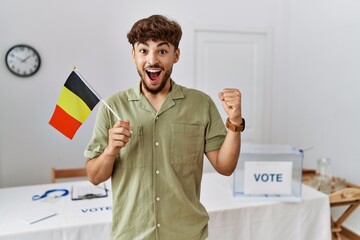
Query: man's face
132 40 180 95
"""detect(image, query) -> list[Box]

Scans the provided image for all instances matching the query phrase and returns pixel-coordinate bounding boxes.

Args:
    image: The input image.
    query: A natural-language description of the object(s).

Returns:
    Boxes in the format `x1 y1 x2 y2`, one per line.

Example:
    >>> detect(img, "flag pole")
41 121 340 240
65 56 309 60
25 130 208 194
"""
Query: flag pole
100 99 121 121
73 67 121 121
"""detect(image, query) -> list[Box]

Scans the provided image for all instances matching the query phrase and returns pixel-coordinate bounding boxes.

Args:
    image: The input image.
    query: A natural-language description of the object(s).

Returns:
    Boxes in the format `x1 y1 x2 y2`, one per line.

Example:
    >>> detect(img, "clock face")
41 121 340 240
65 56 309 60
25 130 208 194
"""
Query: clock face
5 44 41 77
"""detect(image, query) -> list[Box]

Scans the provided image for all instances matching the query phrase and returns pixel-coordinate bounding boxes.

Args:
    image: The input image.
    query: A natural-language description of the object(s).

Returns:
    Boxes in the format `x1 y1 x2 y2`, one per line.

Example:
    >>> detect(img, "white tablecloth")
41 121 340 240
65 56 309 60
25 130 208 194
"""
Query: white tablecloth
0 173 331 240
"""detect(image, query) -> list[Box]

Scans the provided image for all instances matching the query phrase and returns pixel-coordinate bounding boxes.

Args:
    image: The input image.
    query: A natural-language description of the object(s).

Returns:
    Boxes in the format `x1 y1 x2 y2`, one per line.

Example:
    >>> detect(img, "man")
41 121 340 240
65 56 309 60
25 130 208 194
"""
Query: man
85 14 244 240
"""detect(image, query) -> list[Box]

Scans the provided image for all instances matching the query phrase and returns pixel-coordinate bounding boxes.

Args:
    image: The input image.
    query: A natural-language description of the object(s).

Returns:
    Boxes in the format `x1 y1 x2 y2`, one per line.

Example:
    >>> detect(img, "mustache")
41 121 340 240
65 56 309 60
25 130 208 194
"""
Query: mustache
146 63 163 69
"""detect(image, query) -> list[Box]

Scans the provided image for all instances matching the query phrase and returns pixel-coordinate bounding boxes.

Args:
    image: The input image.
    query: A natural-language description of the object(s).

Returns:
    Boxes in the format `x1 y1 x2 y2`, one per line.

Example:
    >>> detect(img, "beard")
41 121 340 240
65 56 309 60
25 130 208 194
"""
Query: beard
138 67 172 95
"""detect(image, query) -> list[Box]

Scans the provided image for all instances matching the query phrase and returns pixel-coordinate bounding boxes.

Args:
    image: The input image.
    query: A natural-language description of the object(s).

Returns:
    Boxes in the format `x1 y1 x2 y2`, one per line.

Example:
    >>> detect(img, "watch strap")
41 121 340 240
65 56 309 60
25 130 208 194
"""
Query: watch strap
226 118 245 132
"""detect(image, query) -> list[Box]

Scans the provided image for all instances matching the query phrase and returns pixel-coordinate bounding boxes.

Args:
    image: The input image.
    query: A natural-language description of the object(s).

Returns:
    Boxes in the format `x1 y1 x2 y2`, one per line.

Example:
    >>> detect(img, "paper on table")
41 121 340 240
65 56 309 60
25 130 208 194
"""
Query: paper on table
20 208 58 224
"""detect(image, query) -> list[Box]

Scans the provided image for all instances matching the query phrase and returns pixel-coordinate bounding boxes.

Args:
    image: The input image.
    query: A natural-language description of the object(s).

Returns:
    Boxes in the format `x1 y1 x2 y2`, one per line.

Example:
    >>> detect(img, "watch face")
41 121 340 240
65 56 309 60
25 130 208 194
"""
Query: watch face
5 44 41 77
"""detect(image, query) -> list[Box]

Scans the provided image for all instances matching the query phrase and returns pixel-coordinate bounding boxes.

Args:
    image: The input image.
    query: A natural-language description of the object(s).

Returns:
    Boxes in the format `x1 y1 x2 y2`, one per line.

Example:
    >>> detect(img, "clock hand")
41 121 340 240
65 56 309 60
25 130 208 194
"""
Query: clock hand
21 55 31 62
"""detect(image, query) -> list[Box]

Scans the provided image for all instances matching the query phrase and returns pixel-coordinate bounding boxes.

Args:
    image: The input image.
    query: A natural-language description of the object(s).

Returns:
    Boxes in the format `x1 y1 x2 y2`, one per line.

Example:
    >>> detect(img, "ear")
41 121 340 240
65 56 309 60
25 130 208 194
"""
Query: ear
131 48 135 62
174 48 180 63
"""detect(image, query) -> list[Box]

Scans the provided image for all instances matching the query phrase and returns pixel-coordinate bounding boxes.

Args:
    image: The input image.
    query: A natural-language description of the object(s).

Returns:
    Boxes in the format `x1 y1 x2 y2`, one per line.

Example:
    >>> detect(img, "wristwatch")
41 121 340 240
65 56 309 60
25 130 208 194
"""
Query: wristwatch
226 118 245 132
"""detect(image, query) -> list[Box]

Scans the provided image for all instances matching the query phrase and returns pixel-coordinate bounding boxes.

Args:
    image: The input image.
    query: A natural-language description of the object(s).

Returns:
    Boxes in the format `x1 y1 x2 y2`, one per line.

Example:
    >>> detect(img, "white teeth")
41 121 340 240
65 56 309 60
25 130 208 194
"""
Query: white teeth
146 69 161 73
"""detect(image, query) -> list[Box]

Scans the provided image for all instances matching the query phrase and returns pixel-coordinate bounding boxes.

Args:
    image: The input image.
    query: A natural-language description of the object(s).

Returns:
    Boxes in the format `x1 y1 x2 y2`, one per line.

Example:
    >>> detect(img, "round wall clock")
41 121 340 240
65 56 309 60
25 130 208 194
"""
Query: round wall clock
5 44 41 77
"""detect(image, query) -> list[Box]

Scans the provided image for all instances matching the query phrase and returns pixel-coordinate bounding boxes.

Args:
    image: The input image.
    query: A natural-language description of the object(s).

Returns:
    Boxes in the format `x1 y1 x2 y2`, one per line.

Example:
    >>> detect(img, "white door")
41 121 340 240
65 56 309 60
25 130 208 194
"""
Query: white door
195 29 272 144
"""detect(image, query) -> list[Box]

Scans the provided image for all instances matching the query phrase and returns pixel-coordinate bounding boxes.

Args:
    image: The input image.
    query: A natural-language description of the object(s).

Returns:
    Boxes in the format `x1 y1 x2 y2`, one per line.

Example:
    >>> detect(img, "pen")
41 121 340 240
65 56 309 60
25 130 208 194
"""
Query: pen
30 213 58 224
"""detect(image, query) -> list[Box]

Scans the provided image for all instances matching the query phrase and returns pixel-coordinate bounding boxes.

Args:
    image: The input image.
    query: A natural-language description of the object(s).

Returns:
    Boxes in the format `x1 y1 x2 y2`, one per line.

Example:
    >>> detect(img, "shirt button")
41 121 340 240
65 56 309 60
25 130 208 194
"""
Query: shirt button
156 170 160 175
156 197 160 201
155 141 159 146
157 223 161 228
155 116 159 120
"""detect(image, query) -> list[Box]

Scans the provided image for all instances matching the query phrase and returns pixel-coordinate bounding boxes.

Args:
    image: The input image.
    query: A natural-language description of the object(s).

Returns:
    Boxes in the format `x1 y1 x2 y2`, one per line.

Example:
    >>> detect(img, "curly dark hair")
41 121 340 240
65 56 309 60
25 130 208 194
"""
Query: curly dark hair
127 15 182 49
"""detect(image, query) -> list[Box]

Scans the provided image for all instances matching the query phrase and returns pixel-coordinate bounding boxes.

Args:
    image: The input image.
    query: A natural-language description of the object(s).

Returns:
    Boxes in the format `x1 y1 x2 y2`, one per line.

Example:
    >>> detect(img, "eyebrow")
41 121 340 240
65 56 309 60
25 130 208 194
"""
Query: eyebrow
137 41 170 48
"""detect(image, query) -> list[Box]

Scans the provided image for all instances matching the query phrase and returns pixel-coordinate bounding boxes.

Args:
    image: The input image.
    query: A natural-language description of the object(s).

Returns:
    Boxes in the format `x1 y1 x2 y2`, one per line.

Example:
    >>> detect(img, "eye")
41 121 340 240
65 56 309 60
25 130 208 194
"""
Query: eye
158 49 167 55
139 49 148 54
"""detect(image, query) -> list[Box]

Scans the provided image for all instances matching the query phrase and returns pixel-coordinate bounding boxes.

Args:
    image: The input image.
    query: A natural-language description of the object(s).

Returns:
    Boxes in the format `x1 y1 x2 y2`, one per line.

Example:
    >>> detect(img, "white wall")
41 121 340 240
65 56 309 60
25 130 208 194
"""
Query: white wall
276 0 360 185
1 0 359 234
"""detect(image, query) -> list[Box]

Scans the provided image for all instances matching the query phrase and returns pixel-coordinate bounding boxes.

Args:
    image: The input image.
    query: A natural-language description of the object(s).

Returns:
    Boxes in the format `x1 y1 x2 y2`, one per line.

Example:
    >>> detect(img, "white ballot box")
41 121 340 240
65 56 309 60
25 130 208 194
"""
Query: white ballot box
233 144 304 202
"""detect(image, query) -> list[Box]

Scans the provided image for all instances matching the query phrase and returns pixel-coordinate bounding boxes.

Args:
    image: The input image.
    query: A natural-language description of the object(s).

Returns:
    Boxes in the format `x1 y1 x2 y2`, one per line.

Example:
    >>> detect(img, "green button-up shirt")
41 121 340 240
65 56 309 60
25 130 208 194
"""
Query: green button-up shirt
85 80 226 240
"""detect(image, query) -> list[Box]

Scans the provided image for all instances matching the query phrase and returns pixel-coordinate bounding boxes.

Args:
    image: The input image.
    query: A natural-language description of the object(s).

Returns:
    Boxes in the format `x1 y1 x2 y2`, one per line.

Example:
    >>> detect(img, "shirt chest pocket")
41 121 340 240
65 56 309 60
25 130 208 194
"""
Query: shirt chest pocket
170 124 205 165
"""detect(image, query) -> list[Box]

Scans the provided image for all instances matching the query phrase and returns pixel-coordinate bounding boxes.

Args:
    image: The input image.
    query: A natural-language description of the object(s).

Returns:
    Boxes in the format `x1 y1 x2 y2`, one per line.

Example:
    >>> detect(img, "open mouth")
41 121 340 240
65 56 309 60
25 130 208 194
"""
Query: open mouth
146 69 161 82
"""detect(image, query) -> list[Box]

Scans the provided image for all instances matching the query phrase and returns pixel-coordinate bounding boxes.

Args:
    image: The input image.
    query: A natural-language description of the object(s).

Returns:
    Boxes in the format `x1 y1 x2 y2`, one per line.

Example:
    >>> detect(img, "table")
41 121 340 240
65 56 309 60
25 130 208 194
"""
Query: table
303 169 360 239
330 187 360 239
0 173 331 240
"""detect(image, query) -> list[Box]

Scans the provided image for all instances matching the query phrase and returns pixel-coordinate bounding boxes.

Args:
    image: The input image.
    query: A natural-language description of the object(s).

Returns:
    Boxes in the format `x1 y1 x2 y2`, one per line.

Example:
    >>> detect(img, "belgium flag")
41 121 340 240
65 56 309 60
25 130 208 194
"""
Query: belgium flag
49 71 100 139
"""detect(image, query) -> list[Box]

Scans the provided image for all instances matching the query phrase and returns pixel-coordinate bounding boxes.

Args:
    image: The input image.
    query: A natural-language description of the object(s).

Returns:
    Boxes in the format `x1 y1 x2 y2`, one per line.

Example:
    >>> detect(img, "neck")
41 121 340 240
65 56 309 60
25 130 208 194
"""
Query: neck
141 80 172 112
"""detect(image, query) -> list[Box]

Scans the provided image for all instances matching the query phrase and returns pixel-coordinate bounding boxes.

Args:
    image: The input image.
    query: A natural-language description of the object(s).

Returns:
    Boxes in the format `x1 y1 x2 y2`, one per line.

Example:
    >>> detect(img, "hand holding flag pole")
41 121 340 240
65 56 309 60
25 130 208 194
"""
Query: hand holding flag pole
49 67 121 139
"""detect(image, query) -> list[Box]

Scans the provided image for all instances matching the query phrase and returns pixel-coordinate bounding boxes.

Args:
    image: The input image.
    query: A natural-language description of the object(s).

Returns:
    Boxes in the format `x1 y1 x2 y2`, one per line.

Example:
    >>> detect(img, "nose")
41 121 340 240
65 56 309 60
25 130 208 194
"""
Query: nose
147 52 159 66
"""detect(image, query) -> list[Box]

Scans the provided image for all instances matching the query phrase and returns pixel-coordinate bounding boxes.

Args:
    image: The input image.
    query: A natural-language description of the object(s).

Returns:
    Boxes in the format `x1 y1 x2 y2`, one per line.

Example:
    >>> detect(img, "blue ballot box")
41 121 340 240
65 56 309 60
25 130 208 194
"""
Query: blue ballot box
233 144 304 202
